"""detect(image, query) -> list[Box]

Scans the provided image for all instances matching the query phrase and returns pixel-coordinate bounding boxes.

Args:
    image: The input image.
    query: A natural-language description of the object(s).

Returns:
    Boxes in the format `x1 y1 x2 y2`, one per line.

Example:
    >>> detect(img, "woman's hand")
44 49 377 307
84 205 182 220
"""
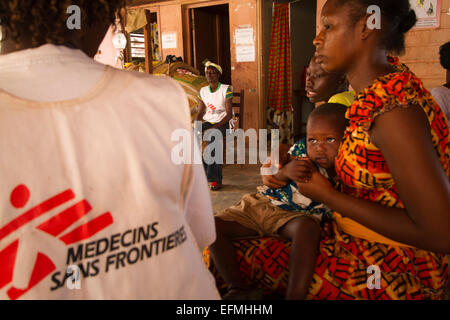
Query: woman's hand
282 158 313 183
296 161 334 203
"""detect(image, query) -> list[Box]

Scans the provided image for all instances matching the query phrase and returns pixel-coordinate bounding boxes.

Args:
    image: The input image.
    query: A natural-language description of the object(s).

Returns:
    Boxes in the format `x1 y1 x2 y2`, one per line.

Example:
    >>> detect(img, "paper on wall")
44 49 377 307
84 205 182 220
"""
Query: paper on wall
235 27 254 45
162 33 177 49
236 45 255 62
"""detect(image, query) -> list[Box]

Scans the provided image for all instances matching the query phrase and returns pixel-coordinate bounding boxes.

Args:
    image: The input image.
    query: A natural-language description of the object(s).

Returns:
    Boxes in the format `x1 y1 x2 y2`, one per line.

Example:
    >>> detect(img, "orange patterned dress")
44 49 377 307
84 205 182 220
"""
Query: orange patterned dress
204 57 449 299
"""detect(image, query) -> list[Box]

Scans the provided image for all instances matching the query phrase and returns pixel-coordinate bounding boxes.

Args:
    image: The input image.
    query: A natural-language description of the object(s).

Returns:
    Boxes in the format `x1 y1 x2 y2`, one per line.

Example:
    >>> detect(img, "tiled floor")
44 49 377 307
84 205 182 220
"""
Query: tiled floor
209 164 450 299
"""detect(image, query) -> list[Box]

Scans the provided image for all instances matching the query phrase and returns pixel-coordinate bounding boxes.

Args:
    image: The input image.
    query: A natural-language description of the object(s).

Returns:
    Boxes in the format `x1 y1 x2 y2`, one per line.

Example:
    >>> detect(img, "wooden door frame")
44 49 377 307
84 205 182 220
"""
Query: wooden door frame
146 7 162 70
182 0 229 68
257 0 264 130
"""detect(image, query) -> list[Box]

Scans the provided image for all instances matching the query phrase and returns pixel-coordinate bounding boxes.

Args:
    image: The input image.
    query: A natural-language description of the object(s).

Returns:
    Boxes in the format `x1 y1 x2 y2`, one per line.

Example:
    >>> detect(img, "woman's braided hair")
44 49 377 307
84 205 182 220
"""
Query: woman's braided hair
0 0 126 47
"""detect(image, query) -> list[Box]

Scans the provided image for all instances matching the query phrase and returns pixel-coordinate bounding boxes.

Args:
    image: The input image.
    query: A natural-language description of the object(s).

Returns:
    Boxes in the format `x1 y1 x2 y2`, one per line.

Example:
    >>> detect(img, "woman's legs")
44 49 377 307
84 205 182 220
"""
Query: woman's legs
278 216 321 299
202 122 228 186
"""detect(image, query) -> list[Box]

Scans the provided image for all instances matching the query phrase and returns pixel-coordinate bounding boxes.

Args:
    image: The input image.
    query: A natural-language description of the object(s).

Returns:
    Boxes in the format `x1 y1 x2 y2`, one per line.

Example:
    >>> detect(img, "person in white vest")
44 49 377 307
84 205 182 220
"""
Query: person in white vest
0 0 220 300
196 62 233 191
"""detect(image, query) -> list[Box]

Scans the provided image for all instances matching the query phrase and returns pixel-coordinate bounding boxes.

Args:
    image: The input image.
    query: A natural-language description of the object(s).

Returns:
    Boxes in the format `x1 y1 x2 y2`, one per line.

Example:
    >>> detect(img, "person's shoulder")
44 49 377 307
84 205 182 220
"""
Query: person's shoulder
351 60 441 129
106 68 191 125
104 67 183 97
219 83 231 92
431 86 450 97
199 85 209 94
294 137 306 146
361 60 428 112
289 138 307 157
110 67 180 89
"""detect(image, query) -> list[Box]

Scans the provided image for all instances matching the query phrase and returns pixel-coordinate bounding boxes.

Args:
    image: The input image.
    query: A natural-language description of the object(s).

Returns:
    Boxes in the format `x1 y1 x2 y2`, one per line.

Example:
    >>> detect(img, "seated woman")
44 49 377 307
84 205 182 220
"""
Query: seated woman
206 0 450 300
196 61 233 191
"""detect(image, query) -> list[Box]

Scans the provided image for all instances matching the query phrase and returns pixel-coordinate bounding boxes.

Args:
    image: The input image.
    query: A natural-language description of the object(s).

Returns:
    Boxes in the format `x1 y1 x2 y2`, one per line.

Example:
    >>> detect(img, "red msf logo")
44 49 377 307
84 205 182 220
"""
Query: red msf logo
207 103 216 114
0 184 113 300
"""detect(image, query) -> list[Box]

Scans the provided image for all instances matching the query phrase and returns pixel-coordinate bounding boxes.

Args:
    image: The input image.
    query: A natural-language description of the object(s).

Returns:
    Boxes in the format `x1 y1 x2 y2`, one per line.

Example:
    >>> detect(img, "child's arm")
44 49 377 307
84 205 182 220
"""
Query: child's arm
261 161 287 188
261 144 313 188
261 143 292 188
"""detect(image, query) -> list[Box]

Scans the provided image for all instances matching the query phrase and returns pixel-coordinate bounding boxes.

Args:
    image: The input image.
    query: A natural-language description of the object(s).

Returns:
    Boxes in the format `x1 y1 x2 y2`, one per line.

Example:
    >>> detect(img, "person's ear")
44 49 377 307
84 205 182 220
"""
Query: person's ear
357 14 377 41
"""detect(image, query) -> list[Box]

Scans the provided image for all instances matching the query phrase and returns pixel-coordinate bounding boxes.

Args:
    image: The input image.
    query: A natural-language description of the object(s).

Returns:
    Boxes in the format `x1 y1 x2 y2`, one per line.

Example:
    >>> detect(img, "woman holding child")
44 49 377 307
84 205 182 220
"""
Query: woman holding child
208 0 450 300
301 0 450 299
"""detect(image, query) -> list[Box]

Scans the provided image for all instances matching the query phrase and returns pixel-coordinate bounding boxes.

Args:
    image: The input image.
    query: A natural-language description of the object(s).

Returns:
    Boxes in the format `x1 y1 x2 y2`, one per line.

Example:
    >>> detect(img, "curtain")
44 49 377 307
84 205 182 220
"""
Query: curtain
267 2 293 144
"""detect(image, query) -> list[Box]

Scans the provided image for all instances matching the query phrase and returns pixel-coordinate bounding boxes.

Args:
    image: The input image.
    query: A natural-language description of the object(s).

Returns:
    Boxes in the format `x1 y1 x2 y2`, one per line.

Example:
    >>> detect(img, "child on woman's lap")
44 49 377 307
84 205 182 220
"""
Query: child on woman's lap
210 103 348 299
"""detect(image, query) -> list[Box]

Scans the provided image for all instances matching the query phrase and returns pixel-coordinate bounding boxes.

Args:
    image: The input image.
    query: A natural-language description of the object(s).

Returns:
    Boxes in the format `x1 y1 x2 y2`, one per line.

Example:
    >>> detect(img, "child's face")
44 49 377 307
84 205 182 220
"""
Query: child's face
306 115 343 169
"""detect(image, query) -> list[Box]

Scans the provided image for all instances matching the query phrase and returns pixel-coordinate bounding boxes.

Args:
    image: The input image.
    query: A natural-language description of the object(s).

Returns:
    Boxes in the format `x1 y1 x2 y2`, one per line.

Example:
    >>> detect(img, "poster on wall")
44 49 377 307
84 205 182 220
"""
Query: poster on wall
162 32 177 49
235 27 254 45
236 45 255 62
409 0 441 28
235 27 255 63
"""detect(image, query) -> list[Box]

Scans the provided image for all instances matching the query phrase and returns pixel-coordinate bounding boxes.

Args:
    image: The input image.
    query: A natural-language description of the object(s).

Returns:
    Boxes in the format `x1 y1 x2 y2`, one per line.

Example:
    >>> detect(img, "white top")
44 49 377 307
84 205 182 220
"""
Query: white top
0 44 220 300
199 83 232 123
431 85 450 127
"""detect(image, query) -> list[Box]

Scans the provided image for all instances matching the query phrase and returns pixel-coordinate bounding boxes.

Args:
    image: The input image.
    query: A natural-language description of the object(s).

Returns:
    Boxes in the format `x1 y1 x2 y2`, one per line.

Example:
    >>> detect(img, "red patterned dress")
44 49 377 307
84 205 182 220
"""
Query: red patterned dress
204 57 449 299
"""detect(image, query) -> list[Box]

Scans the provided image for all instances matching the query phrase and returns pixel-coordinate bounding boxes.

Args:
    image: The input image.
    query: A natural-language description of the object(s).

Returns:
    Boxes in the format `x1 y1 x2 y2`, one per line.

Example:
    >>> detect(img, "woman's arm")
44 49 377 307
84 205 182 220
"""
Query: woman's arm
195 100 207 122
297 105 450 253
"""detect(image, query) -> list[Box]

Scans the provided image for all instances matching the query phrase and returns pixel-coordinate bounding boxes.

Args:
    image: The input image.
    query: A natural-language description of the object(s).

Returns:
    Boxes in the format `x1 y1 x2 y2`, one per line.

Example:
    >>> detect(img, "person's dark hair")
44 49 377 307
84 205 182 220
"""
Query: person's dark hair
308 102 349 133
0 0 126 47
334 0 417 55
336 76 349 93
439 41 450 70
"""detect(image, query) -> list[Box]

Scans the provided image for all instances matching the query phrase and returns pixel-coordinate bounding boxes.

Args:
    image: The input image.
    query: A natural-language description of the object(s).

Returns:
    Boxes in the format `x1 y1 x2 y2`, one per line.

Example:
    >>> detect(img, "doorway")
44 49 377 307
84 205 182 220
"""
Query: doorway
189 4 231 84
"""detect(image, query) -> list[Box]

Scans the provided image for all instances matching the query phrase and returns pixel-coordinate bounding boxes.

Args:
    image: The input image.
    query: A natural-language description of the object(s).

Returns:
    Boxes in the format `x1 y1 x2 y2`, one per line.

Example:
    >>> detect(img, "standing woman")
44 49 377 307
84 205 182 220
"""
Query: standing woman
196 61 233 191
295 0 450 299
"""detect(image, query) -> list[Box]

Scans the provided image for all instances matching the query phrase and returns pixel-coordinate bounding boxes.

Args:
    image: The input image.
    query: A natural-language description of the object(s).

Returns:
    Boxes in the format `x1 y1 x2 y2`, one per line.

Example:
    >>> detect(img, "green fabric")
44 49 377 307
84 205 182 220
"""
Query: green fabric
226 86 233 99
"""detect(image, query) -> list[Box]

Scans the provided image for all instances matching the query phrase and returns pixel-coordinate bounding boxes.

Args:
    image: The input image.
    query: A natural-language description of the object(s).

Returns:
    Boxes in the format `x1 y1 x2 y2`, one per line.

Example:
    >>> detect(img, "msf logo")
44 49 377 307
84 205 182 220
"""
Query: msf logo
0 184 113 300
206 103 216 114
